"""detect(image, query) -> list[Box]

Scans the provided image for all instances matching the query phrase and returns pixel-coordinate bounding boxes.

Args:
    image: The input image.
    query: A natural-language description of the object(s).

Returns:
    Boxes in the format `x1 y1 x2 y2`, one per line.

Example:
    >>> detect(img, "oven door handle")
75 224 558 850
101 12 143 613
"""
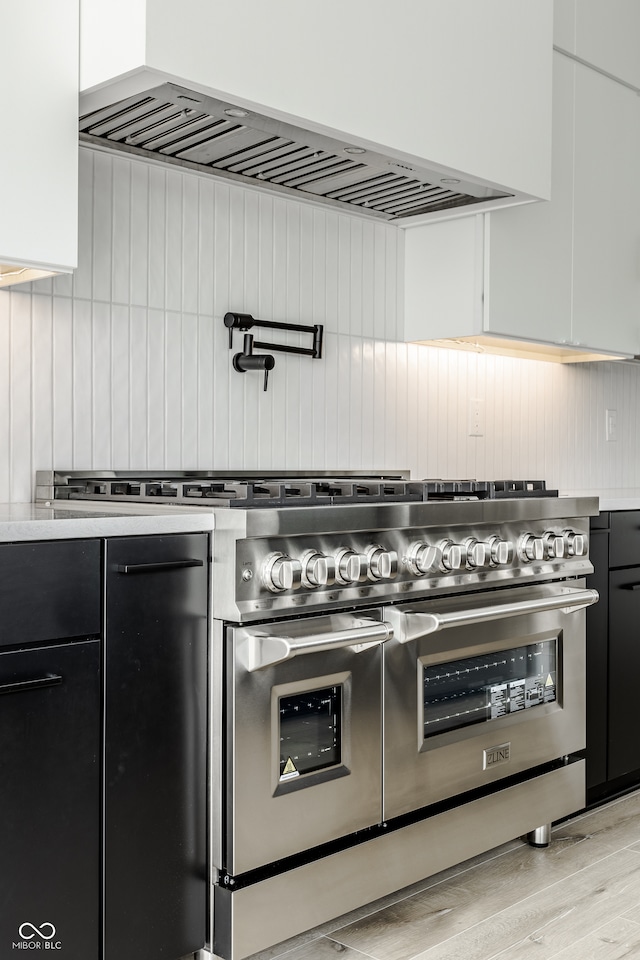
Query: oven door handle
243 618 394 671
396 588 599 642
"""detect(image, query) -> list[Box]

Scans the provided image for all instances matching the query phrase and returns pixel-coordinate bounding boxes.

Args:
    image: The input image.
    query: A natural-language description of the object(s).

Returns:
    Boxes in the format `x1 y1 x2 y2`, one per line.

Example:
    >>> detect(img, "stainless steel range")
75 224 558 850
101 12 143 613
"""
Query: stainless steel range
37 470 599 960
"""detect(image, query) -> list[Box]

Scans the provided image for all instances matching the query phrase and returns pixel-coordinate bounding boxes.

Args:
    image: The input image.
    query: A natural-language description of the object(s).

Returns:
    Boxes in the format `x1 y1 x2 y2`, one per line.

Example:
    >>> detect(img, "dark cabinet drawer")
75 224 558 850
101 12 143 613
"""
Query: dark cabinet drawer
610 511 640 567
0 540 101 647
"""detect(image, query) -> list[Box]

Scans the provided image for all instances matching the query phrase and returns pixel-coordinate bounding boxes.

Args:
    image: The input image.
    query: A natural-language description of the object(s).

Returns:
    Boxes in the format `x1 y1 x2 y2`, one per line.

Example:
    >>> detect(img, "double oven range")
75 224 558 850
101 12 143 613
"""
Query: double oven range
39 471 598 960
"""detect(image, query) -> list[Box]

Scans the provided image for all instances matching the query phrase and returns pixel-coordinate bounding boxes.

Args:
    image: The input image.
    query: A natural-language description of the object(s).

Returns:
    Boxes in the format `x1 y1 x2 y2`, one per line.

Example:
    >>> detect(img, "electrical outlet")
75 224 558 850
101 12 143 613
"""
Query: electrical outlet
606 408 617 442
469 398 485 437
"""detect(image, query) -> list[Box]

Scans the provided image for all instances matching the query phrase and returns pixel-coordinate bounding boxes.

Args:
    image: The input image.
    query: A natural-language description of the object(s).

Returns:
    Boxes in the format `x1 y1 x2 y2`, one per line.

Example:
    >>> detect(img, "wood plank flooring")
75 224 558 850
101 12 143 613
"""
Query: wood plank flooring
244 790 640 960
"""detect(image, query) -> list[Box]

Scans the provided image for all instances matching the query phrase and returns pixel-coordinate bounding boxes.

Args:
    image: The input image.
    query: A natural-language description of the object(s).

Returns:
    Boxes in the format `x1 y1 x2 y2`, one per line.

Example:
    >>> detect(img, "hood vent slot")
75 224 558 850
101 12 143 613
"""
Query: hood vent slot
80 83 511 221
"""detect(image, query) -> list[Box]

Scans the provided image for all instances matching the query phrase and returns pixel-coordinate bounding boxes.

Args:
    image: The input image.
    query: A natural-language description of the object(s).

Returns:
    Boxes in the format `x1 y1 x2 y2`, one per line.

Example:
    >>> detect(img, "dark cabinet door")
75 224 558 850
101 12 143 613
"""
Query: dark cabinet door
104 534 209 960
609 565 640 779
585 526 609 790
0 639 101 958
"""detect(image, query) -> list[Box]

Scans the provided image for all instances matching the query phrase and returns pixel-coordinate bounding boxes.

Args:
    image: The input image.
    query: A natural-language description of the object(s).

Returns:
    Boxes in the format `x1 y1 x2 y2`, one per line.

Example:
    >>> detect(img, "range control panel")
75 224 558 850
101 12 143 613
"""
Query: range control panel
227 520 592 619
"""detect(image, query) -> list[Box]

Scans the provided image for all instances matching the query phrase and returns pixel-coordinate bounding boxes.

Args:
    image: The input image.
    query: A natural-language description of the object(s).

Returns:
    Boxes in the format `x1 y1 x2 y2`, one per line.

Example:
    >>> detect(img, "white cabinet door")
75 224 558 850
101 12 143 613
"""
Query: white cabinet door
572 64 640 356
0 2 79 284
484 53 574 346
404 217 484 343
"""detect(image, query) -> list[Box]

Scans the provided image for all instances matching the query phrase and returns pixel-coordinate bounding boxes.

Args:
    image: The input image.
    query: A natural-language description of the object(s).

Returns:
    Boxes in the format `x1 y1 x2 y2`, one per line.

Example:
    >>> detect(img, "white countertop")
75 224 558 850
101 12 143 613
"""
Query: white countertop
0 501 215 542
560 489 640 511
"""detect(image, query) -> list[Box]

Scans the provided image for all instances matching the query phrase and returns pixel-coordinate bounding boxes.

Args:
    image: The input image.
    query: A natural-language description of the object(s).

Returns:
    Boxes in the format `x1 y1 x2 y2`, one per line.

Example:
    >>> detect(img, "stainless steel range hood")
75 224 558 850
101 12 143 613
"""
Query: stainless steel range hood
80 82 513 222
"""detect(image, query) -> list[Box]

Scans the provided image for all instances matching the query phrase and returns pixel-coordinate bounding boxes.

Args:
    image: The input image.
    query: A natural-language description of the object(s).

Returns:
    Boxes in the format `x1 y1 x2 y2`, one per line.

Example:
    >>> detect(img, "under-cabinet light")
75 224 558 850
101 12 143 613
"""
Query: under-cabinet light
411 334 631 364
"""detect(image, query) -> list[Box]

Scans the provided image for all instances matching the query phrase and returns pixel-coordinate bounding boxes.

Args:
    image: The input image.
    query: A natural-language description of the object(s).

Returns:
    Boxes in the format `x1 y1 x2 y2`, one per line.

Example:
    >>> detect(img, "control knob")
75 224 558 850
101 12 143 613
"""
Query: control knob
519 534 545 562
301 550 335 588
464 538 490 570
543 532 565 559
406 541 442 576
334 548 368 584
366 544 399 581
488 536 514 566
261 552 302 592
563 529 588 557
438 539 467 572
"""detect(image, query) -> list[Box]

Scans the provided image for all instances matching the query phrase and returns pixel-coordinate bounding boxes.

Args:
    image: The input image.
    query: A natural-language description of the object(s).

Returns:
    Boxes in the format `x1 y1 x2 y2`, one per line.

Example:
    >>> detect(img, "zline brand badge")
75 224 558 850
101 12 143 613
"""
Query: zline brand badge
12 922 62 951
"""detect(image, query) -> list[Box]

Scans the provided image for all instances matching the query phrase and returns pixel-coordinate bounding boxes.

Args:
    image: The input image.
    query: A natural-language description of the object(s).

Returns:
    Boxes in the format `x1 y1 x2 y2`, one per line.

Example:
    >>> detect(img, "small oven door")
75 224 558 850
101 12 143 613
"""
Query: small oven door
224 610 392 876
383 580 598 820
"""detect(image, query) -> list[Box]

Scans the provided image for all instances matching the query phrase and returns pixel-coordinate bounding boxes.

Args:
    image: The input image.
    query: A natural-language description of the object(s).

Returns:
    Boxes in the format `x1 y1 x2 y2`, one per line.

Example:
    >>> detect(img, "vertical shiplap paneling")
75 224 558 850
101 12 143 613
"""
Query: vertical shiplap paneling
335 334 353 466
348 337 363 468
146 308 166 468
383 341 398 469
92 152 113 304
71 299 93 468
164 311 183 466
31 295 53 475
165 168 184 314
322 333 339 467
196 313 214 469
348 218 364 339
129 306 149 467
7 144 640 499
148 165 167 311
110 304 130 467
52 297 73 467
112 156 131 305
73 149 94 302
10 294 32 501
92 301 112 467
198 179 215 318
312 208 327 327
130 159 150 308
371 223 386 342
182 173 200 316
181 312 199 466
336 217 351 335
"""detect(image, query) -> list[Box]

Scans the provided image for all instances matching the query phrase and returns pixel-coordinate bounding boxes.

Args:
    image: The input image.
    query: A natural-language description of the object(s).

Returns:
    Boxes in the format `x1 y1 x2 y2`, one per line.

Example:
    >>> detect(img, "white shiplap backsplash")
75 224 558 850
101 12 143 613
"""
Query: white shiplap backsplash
0 145 638 502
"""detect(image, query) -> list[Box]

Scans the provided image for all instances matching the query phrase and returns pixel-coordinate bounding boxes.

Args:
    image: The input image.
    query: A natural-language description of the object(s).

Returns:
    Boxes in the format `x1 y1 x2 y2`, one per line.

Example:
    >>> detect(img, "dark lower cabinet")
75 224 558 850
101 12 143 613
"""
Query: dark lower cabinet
103 534 209 960
587 510 640 804
0 638 101 958
608 565 640 780
585 516 609 794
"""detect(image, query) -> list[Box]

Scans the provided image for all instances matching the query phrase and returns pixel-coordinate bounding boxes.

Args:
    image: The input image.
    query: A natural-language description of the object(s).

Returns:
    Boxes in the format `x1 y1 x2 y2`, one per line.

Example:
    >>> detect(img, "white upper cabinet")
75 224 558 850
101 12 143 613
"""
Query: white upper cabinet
79 0 553 223
0 2 79 288
572 63 640 356
405 49 640 361
554 0 640 88
484 53 575 347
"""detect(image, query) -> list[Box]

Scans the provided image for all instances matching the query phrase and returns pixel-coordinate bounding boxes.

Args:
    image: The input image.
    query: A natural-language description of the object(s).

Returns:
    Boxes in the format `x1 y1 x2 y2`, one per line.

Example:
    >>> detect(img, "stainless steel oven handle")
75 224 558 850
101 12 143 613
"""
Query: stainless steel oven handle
396 588 599 642
244 618 394 671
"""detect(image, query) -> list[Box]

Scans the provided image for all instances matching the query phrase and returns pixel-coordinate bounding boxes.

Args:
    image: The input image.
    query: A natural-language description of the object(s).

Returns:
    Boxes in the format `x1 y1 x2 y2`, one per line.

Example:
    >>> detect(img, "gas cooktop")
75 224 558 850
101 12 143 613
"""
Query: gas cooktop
36 471 558 509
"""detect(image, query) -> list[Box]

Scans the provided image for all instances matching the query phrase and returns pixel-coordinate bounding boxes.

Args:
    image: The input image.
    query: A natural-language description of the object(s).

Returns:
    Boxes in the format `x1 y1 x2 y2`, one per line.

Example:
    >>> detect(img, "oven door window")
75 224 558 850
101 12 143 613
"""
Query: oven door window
279 685 342 779
422 638 558 738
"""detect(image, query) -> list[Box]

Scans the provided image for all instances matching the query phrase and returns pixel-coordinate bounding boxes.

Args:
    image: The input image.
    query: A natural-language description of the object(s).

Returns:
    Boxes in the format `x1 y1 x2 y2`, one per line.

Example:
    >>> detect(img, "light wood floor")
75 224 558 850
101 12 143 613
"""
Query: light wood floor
246 789 640 960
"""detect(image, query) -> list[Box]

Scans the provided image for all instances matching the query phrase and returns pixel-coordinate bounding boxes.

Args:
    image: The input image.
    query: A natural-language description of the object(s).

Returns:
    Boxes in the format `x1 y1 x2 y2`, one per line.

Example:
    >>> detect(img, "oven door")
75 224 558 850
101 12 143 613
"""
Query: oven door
224 609 392 876
383 580 598 820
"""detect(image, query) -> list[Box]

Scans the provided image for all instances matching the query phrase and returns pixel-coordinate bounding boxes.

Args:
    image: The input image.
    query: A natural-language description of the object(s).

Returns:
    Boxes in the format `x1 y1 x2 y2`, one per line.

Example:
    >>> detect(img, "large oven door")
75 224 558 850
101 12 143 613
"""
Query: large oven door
383 580 598 820
224 610 392 876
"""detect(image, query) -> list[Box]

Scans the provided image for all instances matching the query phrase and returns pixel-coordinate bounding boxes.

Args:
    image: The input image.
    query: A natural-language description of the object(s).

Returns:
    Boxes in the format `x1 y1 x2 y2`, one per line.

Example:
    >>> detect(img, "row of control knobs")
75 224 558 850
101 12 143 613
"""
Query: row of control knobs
260 530 588 593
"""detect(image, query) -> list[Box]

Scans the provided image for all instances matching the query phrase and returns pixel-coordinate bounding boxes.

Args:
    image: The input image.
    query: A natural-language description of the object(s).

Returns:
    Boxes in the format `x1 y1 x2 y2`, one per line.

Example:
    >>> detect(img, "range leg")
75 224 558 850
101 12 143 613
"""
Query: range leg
527 823 551 847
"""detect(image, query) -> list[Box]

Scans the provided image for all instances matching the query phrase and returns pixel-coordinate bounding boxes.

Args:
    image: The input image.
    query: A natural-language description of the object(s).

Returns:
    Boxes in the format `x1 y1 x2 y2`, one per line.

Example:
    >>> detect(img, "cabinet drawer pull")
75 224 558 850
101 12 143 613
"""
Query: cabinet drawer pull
624 583 640 591
117 559 205 575
0 674 63 696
